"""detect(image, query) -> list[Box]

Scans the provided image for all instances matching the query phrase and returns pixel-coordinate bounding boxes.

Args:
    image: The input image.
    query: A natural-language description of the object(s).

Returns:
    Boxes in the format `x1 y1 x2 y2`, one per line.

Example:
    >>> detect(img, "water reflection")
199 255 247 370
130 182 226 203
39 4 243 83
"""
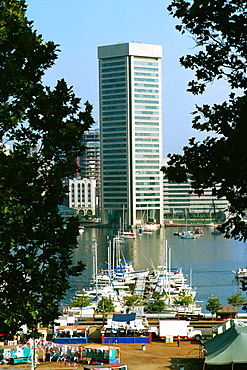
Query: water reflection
65 226 247 312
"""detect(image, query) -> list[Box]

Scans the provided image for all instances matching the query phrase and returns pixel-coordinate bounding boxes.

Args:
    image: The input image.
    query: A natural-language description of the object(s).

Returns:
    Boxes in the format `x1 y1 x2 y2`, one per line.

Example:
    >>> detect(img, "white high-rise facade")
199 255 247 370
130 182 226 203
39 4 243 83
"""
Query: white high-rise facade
98 43 163 227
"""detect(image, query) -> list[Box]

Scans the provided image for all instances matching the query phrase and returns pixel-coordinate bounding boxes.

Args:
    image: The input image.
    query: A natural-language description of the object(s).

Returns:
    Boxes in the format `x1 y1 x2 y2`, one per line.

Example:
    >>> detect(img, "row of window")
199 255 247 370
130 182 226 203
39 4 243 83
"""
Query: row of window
102 104 159 111
136 176 160 180
102 72 125 78
103 156 126 160
104 171 126 180
135 116 159 121
102 122 126 127
135 105 159 109
103 178 127 181
102 111 126 116
102 66 125 72
136 203 159 207
135 144 160 148
134 83 159 88
102 78 126 83
134 66 158 71
103 183 127 187
136 125 159 131
135 132 159 136
102 93 126 100
101 61 125 67
135 149 159 153
136 182 160 185
103 133 126 137
103 100 126 105
135 100 159 104
134 78 159 82
104 149 127 153
134 61 159 66
102 117 126 121
136 198 161 201
136 171 160 174
136 193 160 197
134 72 158 77
135 94 159 99
105 189 127 193
71 184 91 189
102 138 127 143
102 89 126 95
103 127 126 132
135 138 159 142
135 89 159 93
102 105 126 110
136 166 160 170
136 187 160 191
104 202 160 207
102 83 126 89
103 144 126 148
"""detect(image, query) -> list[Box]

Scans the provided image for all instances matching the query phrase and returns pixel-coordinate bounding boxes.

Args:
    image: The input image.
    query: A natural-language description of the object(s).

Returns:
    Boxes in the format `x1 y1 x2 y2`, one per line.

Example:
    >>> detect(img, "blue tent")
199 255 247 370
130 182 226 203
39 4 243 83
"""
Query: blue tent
112 313 136 322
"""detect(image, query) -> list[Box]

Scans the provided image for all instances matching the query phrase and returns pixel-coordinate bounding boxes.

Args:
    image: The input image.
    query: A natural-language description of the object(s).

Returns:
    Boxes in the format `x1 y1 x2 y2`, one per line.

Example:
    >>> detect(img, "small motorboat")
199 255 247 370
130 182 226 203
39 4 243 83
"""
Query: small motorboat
180 231 199 239
232 267 247 279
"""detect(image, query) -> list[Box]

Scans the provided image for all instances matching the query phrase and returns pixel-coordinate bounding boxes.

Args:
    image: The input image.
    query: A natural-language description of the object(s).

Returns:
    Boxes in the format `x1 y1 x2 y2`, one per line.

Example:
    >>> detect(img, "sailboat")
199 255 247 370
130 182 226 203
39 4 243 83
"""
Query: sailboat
179 210 199 239
119 205 136 239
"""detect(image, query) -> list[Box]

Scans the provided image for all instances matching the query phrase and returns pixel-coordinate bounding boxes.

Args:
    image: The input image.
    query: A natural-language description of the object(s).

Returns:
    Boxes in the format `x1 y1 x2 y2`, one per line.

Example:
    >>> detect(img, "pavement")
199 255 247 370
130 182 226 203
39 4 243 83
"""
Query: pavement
0 340 205 370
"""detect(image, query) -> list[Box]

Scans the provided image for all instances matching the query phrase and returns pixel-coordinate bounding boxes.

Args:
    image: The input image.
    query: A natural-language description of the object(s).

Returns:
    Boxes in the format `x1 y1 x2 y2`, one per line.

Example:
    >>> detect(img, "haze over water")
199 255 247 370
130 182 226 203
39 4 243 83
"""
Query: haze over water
66 226 247 313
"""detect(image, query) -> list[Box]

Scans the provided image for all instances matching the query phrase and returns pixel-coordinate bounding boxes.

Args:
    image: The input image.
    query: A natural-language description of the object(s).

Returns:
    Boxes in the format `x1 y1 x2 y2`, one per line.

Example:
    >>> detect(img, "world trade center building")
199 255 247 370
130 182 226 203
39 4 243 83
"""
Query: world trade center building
98 43 163 227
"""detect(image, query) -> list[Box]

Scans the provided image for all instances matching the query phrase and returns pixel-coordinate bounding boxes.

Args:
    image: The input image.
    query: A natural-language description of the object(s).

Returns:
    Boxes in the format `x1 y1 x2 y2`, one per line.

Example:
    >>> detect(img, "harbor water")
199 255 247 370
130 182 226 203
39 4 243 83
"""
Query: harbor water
65 226 247 313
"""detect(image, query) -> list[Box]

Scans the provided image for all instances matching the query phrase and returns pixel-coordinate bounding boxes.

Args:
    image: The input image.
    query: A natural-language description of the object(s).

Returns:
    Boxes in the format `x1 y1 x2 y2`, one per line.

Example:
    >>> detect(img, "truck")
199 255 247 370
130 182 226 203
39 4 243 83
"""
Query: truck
158 320 202 341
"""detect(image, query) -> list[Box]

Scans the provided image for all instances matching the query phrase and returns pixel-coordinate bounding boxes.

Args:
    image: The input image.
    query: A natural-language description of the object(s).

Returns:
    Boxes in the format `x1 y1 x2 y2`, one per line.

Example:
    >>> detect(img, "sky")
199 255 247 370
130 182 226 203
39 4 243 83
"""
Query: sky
26 0 228 157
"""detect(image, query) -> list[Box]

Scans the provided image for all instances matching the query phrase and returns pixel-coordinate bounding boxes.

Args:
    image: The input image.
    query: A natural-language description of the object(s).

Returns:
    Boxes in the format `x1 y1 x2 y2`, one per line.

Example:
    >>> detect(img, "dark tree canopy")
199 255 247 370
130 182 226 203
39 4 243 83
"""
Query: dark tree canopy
0 0 94 335
163 0 247 241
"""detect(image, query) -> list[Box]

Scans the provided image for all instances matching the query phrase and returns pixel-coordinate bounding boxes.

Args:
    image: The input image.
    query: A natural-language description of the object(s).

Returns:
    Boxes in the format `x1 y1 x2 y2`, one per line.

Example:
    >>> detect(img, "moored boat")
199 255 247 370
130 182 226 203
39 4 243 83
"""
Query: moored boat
232 267 247 279
180 231 199 239
119 231 136 239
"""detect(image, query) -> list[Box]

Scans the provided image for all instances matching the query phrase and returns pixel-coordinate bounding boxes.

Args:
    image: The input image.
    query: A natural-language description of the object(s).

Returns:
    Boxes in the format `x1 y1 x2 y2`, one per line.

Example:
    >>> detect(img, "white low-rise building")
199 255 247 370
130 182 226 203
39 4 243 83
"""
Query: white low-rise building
65 177 97 217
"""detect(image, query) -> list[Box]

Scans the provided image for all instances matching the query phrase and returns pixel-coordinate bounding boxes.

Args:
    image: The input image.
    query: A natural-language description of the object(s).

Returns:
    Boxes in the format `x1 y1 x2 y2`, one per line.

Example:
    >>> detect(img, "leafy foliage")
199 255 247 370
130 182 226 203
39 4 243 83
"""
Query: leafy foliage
96 297 116 313
227 291 246 307
163 0 247 240
206 295 222 317
174 289 194 306
146 292 166 313
0 0 94 335
123 294 144 308
72 293 91 309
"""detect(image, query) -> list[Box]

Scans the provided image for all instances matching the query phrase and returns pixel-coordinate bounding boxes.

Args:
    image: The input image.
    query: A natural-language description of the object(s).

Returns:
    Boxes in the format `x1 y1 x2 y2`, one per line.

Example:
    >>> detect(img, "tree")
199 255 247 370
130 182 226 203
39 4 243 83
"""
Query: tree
96 297 116 314
163 0 247 241
146 292 166 313
174 289 194 306
206 295 222 319
123 294 144 308
0 0 94 336
227 291 246 307
72 293 92 309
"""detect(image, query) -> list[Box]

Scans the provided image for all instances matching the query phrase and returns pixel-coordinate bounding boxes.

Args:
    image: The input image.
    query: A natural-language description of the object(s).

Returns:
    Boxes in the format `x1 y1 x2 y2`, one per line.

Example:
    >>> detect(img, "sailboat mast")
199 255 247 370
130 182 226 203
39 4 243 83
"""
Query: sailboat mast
122 204 125 232
94 242 98 297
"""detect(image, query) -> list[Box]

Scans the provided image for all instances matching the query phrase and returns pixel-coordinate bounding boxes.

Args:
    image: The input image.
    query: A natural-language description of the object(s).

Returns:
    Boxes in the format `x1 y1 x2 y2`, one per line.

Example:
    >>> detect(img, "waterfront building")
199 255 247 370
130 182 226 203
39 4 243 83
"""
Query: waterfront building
162 160 229 220
58 205 77 224
98 43 163 227
64 178 97 218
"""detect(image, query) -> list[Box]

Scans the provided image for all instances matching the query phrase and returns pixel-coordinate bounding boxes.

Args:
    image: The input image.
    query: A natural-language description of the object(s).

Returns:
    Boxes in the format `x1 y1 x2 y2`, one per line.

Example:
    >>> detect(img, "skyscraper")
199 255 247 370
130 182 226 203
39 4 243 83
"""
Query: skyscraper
80 129 101 215
98 43 163 227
